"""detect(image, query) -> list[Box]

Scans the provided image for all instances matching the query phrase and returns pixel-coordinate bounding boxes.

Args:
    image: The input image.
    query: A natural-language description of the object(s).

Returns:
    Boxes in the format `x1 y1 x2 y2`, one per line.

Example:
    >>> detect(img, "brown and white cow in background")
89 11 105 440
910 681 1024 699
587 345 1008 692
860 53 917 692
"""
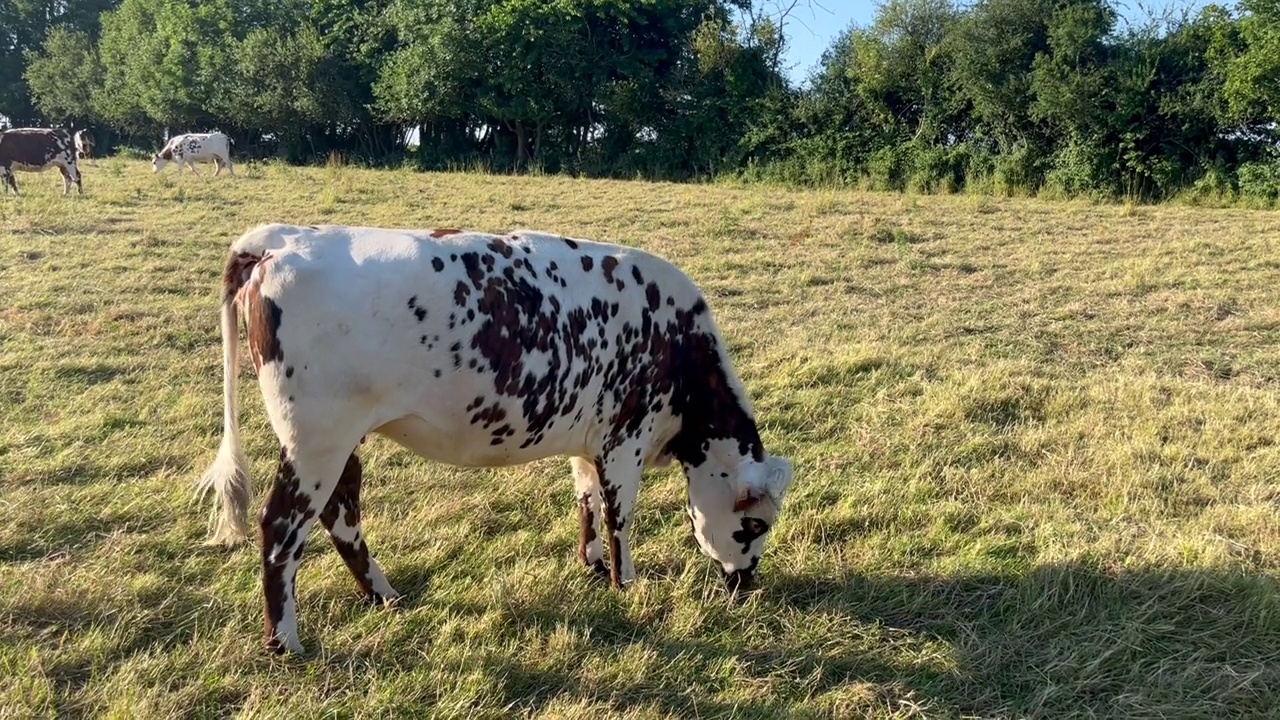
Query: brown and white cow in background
0 127 82 195
197 223 796 655
73 129 95 160
153 131 234 176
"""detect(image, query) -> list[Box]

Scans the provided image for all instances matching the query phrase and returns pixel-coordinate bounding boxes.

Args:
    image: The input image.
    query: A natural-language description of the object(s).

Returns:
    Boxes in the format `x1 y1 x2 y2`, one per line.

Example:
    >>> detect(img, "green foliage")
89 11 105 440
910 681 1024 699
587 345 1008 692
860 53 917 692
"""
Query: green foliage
24 27 103 125
2 0 1278 198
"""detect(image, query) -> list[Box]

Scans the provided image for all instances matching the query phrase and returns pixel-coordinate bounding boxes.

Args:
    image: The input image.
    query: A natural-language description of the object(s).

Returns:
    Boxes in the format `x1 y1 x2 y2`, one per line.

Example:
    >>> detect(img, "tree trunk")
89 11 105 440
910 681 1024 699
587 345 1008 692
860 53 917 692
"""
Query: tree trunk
514 122 527 173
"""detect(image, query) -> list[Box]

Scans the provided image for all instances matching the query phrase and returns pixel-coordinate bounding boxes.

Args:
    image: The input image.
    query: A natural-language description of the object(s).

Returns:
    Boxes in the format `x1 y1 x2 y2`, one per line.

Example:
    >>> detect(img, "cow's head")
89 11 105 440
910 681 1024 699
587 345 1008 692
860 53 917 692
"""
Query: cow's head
683 445 795 593
152 147 174 172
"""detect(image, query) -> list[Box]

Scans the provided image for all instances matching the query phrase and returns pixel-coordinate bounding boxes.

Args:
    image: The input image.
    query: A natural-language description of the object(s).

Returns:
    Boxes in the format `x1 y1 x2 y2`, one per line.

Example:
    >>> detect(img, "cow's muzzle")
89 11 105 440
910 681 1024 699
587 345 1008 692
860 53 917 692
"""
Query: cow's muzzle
723 567 756 596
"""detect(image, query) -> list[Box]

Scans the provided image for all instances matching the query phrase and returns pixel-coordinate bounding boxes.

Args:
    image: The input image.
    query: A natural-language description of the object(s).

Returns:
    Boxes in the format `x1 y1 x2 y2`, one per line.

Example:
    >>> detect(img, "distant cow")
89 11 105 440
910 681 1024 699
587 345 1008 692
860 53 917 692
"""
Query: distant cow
73 129 95 160
0 127 82 195
197 223 796 655
153 131 234 176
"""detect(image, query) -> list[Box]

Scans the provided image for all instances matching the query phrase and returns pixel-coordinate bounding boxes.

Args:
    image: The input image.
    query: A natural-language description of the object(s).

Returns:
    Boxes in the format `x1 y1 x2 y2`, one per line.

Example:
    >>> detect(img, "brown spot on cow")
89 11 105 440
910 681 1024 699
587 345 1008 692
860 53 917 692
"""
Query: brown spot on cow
221 249 284 369
319 454 384 601
260 447 315 652
601 256 619 283
244 282 284 370
430 228 462 238
223 251 262 303
598 472 626 588
487 238 515 259
581 256 594 272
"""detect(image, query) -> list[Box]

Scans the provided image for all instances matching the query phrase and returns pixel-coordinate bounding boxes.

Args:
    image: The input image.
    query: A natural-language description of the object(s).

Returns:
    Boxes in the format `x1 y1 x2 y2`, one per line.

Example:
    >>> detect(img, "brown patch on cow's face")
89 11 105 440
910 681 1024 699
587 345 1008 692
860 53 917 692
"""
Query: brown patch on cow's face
430 228 462 238
160 147 173 160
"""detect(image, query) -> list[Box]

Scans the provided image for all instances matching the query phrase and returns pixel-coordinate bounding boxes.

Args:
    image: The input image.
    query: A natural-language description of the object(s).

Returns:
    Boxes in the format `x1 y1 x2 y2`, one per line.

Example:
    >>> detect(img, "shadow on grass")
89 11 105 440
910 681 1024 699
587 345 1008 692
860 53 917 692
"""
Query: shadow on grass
9 549 1278 717
760 563 1280 717
414 561 1280 717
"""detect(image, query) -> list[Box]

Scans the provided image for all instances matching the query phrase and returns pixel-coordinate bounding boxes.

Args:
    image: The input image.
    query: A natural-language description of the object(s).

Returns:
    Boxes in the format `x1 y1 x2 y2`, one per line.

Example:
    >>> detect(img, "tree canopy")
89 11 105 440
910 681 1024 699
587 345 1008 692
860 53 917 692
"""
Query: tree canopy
5 0 1278 200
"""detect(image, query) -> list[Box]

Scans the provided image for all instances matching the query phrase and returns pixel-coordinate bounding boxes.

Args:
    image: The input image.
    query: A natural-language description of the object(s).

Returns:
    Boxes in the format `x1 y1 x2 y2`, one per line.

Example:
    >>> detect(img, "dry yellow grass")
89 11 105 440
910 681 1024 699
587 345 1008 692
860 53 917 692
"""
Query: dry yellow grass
1 159 1279 718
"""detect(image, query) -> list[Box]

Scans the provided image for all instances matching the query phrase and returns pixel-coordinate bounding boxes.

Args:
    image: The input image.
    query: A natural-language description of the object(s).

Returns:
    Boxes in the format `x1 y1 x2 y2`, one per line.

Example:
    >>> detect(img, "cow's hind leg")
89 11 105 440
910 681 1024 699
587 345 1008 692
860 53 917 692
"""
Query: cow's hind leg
570 457 607 576
212 157 223 177
320 453 400 603
57 166 73 195
259 444 349 655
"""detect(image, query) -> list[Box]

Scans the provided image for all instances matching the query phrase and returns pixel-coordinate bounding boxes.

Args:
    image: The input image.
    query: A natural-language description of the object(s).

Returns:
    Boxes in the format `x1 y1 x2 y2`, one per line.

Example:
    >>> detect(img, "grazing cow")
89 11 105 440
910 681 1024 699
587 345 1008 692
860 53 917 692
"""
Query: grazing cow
73 129 95 160
153 131 234 176
0 127 82 195
198 223 796 655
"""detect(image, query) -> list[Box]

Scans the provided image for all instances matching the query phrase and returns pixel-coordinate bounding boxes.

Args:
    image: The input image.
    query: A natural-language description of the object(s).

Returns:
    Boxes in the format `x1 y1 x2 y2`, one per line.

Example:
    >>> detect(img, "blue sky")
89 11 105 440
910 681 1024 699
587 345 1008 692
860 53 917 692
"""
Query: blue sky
779 0 1211 86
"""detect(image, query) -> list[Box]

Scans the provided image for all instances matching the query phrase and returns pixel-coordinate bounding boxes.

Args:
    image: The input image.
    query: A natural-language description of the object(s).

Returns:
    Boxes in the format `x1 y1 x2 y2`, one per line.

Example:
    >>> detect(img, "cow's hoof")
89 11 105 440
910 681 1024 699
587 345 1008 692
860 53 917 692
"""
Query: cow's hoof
265 630 305 657
368 591 403 609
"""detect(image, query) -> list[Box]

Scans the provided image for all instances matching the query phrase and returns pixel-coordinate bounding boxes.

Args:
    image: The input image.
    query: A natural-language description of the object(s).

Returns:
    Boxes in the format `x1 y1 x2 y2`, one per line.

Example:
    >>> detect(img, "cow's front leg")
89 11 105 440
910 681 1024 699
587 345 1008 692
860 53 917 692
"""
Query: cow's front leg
260 445 345 655
187 161 199 175
570 457 606 576
320 453 400 604
596 447 645 588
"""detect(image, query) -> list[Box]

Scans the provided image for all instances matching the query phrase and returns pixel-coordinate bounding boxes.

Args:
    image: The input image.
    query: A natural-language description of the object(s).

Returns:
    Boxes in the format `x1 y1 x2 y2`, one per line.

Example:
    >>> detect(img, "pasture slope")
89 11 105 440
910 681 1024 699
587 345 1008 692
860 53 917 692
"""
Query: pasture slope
2 159 1279 719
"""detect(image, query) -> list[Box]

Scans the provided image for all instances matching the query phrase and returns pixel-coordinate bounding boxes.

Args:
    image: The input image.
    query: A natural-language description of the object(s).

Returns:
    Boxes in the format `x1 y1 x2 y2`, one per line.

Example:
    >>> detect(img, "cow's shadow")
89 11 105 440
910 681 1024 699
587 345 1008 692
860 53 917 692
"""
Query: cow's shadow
374 558 1280 718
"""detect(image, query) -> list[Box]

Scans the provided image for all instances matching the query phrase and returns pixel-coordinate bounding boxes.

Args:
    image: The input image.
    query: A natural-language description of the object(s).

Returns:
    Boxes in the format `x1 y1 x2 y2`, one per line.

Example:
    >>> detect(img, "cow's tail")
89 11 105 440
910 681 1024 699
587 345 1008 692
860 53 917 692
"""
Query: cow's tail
195 254 255 546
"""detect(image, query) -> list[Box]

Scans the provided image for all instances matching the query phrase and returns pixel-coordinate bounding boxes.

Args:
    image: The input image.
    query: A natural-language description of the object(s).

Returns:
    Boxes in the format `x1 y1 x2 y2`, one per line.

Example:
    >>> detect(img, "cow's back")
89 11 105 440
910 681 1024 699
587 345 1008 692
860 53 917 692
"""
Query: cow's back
237 224 705 466
0 128 71 168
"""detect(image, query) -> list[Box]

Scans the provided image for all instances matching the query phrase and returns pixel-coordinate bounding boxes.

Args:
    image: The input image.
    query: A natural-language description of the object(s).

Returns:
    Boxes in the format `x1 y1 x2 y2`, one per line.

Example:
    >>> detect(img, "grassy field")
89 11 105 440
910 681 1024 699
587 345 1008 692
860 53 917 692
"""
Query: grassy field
2 158 1279 719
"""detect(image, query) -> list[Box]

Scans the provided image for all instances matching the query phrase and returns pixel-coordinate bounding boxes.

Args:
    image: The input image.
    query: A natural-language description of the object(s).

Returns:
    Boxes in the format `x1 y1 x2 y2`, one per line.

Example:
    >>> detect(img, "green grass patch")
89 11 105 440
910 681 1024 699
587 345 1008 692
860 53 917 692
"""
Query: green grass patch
2 162 1278 718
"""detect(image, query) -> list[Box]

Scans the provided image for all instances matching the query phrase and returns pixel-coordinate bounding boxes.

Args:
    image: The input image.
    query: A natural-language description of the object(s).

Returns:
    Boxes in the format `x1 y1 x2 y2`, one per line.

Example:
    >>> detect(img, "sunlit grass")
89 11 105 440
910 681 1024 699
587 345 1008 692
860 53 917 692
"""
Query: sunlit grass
2 161 1278 718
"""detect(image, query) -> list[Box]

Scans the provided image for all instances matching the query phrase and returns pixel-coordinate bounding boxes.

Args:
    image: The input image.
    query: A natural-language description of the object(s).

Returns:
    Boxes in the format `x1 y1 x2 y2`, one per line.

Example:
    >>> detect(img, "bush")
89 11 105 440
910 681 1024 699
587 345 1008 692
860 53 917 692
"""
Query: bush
1237 160 1280 205
1045 141 1112 199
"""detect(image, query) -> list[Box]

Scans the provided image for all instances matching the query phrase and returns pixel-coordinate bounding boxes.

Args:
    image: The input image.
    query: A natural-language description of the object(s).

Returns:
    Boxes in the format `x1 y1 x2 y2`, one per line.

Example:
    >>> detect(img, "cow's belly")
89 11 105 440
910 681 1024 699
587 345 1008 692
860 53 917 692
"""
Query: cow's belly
373 413 580 467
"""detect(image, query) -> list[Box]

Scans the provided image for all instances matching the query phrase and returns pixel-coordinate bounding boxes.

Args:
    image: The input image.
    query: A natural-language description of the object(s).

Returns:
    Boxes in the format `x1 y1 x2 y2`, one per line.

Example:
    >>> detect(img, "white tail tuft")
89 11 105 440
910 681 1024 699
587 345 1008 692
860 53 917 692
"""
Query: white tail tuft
195 295 253 545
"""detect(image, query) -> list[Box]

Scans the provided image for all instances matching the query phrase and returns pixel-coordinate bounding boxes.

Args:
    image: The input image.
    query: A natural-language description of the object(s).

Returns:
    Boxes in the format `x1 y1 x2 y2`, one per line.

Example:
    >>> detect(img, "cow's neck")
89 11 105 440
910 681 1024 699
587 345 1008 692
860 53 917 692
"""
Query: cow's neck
665 331 765 472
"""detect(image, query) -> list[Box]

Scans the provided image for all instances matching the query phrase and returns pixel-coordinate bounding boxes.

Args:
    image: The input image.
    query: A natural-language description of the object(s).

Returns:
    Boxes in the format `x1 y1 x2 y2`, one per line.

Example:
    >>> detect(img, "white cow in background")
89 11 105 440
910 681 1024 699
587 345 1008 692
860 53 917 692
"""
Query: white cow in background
153 131 235 176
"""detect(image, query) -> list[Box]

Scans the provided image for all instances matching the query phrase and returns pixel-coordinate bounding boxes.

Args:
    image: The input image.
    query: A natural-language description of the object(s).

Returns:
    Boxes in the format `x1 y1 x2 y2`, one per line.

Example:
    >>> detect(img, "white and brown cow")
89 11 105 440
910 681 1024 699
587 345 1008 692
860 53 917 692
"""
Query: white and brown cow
197 223 795 655
153 131 234 176
73 129 95 160
0 127 82 195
